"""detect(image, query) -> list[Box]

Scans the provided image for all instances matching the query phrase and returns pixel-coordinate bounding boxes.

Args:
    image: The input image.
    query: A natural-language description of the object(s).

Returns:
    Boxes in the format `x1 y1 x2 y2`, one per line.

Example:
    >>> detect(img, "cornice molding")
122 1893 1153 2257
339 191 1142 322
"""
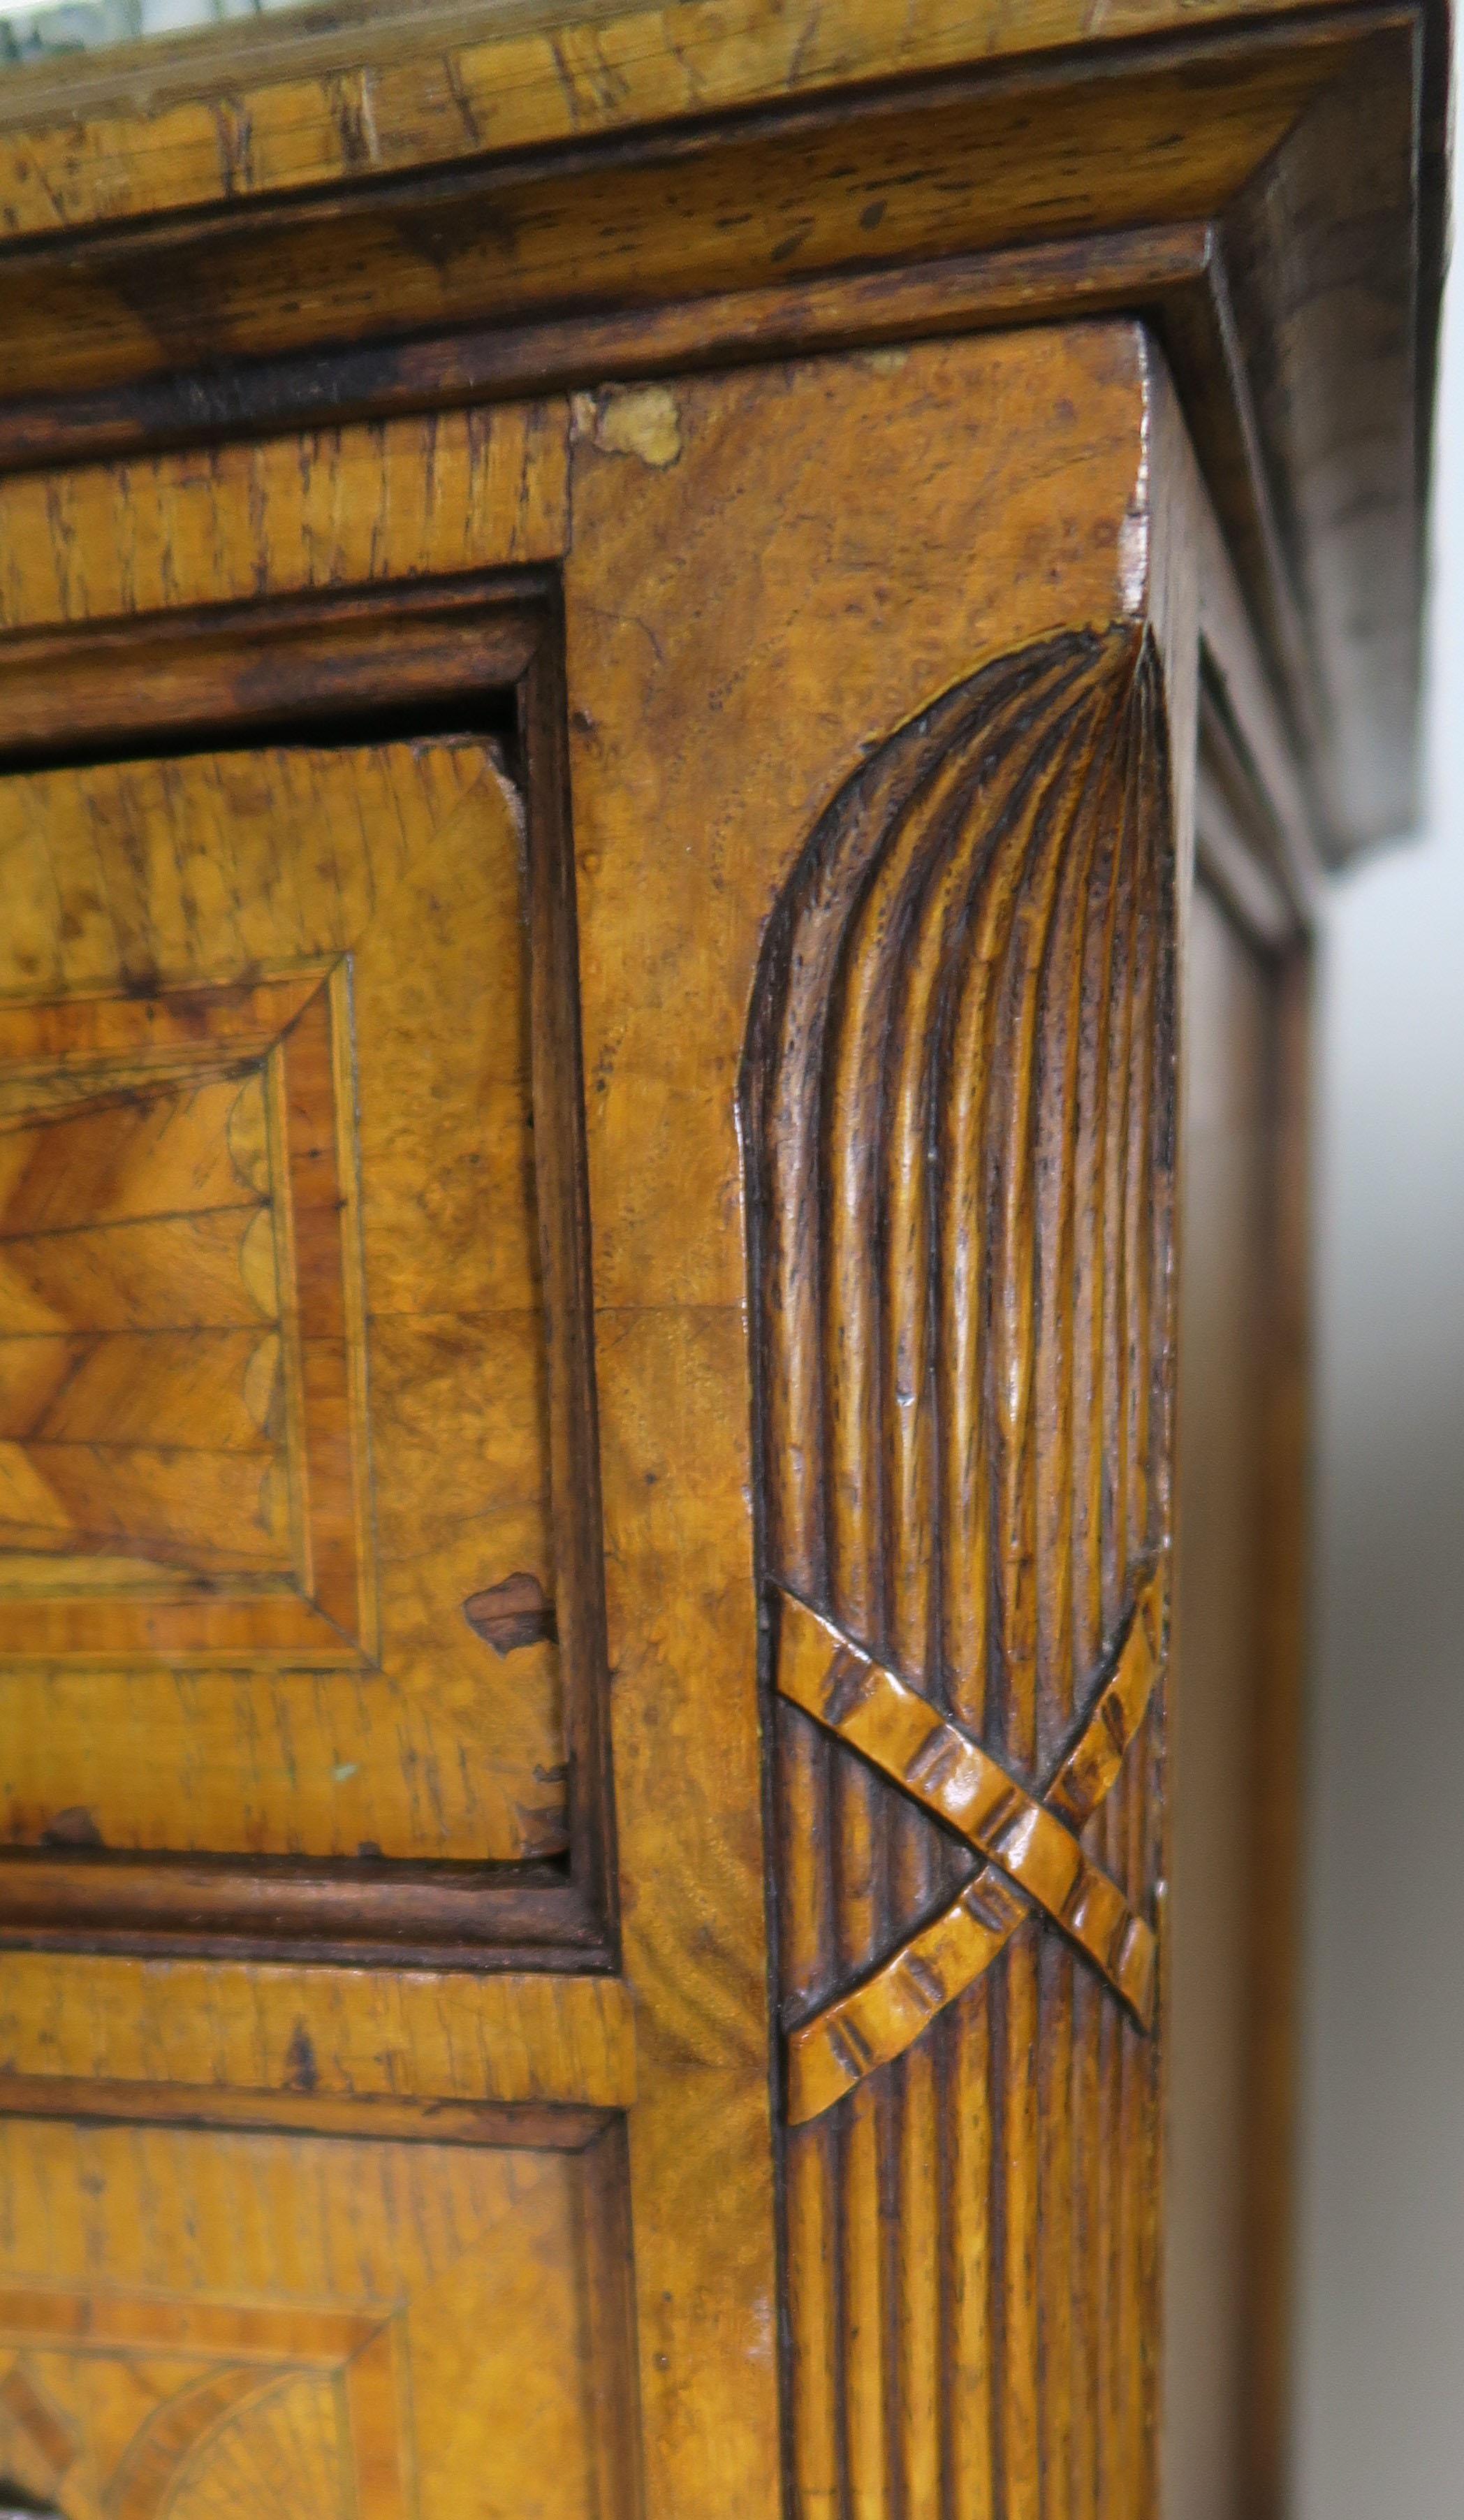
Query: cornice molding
0 0 1444 858
0 0 1410 228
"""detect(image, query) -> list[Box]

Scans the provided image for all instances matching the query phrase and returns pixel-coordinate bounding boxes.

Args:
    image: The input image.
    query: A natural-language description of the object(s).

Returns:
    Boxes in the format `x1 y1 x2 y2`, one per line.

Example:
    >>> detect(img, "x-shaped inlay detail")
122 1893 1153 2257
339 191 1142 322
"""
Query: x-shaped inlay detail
776 1568 1166 2124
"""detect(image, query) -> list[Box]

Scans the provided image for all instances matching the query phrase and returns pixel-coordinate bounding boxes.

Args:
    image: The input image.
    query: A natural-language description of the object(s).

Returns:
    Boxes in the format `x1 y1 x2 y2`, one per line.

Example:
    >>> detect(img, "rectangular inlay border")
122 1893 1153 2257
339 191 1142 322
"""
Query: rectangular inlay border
0 571 617 1973
0 961 374 1664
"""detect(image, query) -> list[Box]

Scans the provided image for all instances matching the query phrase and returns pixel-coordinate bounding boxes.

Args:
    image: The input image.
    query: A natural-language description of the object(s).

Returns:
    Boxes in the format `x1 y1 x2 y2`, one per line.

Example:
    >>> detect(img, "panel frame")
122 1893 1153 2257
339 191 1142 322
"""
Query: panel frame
1183 683 1316 2520
0 567 620 1975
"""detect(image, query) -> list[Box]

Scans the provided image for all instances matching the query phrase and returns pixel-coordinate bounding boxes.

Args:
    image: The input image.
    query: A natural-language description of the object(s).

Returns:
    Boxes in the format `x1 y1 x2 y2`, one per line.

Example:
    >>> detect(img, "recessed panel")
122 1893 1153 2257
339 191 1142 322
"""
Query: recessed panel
0 740 574 1863
0 2114 615 2520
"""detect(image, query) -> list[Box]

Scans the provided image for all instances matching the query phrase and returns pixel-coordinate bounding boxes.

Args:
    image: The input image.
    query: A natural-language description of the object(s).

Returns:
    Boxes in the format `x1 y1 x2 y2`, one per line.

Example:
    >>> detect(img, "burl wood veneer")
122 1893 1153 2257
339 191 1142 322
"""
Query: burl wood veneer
0 2 1442 2516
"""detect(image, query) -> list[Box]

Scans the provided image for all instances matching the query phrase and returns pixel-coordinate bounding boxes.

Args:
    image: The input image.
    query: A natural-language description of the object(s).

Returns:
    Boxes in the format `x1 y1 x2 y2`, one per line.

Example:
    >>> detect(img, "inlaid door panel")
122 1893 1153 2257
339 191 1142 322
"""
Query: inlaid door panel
0 2112 617 2520
0 737 572 1870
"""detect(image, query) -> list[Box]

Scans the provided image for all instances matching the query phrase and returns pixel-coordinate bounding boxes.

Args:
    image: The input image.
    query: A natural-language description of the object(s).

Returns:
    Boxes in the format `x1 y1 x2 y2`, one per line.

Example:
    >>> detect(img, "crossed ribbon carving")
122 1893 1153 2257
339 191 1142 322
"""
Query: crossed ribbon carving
776 1566 1167 2125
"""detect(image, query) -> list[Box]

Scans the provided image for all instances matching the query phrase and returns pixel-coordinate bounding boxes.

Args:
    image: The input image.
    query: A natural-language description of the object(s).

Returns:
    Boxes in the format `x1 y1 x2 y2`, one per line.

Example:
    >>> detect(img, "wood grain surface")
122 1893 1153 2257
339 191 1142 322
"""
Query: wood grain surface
548 323 1176 2518
744 610 1177 2519
0 38 1347 407
0 403 569 634
0 2111 634 2520
0 0 1399 237
0 0 1440 859
0 400 621 1962
0 0 1438 867
0 738 573 1867
0 277 1362 2515
0 1955 635 2109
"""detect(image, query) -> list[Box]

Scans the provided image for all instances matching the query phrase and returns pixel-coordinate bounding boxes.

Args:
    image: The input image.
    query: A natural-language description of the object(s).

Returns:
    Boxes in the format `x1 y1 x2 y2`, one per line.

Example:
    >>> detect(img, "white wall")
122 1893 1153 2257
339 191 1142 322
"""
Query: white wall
1292 164 1464 2520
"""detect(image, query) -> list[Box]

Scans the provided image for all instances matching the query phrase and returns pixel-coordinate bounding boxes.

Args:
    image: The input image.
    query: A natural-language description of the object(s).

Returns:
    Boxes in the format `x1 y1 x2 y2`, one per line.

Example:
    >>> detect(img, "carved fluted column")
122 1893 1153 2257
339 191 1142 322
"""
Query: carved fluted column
742 627 1176 2520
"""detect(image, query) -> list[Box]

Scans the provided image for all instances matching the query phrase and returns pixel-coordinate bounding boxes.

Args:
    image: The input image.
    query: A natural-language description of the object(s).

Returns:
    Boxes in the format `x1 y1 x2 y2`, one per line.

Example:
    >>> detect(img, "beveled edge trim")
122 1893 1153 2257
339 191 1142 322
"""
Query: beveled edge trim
0 1850 607 1973
0 567 546 762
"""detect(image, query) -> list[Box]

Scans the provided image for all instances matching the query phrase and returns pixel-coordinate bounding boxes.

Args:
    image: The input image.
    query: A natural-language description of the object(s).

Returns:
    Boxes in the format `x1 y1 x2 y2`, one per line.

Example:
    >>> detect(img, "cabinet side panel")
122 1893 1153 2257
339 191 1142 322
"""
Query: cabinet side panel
1166 877 1292 2520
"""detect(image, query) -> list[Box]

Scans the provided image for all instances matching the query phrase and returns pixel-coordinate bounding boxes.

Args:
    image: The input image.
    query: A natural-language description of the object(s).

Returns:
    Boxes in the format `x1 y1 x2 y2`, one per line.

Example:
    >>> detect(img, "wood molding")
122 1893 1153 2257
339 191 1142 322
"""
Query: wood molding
0 1851 606 1972
0 25 1363 402
0 571 619 1974
0 0 1389 226
0 570 543 759
742 623 1177 2513
0 3 1442 860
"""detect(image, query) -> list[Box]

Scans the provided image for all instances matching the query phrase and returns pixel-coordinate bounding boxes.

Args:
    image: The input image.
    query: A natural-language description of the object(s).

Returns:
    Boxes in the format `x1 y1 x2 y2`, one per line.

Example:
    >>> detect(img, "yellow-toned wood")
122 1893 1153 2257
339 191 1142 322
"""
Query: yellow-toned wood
774 1586 1158 2038
0 1955 634 2106
782 1575 1167 2122
0 402 568 632
0 1 1435 855
0 0 1382 240
555 325 1180 2519
0 2111 617 2520
0 312 1352 2517
0 0 1430 2469
0 41 1346 407
0 741 565 1863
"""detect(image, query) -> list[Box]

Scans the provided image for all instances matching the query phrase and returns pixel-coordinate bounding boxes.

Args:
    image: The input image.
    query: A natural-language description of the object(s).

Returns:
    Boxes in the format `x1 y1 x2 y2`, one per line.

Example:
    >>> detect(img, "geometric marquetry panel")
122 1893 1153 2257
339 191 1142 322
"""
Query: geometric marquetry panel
0 740 580 1865
0 2294 405 2520
0 2118 611 2520
0 966 372 1663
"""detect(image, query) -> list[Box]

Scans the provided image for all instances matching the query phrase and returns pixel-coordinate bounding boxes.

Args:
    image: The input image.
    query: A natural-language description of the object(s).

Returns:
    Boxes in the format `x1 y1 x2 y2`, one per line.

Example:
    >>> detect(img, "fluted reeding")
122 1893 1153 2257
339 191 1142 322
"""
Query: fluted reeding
745 628 1175 2520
